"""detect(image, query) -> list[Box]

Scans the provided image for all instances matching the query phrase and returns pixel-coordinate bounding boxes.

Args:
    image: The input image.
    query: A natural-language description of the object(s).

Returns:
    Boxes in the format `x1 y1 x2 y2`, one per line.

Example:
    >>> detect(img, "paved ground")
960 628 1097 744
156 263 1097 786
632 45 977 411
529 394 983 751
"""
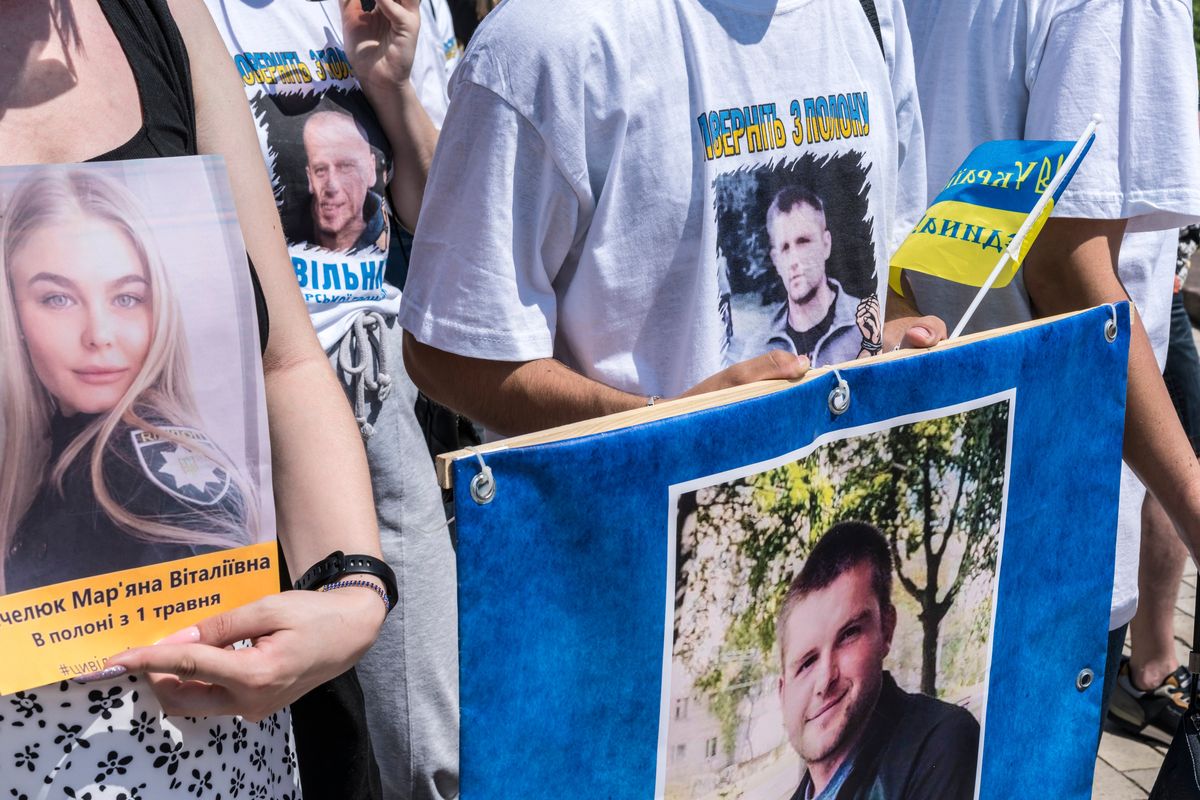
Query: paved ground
1091 562 1195 798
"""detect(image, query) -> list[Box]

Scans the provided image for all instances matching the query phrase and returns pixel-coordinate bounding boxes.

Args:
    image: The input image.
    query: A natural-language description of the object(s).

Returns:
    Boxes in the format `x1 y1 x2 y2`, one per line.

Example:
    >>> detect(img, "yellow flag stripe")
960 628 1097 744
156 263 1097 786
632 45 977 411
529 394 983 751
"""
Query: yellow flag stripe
889 198 1055 290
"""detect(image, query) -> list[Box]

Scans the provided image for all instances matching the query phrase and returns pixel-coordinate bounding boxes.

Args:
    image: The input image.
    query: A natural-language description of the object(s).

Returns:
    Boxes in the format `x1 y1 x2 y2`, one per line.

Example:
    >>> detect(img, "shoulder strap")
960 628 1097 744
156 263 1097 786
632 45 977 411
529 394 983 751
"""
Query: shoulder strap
97 0 198 153
856 0 884 57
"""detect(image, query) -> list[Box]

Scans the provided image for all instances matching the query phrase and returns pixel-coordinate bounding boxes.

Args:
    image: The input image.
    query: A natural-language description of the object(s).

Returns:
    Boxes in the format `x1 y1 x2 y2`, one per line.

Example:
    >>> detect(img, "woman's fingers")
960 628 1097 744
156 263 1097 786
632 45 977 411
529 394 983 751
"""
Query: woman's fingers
107 641 249 687
139 592 294 654
106 595 296 682
189 594 290 647
141 672 239 718
113 640 297 721
90 591 381 718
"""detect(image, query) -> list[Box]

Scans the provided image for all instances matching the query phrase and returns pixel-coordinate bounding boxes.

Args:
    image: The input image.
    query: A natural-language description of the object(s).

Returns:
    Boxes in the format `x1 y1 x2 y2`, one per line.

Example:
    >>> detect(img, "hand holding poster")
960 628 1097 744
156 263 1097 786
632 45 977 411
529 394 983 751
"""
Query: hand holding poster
0 157 277 694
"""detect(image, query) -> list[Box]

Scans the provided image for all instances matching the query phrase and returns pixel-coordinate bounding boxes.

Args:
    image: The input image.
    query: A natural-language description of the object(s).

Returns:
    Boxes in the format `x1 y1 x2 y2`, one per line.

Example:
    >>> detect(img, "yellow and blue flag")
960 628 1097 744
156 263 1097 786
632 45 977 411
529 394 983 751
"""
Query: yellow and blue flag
890 136 1094 292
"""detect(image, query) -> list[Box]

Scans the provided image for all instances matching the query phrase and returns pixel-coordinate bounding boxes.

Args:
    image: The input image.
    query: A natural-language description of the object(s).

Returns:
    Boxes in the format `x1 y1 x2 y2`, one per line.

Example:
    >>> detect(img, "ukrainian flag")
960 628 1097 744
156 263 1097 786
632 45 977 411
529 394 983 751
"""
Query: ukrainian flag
890 136 1094 292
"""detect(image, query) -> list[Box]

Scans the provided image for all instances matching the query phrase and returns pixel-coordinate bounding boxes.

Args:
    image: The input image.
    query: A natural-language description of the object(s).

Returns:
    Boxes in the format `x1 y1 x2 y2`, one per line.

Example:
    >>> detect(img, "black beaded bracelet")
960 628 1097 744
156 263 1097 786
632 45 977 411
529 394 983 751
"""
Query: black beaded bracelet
320 579 391 613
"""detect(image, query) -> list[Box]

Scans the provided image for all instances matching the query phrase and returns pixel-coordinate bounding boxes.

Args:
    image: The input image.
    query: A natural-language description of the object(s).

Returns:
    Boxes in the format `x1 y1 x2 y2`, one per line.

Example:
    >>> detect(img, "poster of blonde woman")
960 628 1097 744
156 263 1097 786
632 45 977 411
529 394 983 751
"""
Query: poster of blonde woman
0 157 277 693
658 395 1013 800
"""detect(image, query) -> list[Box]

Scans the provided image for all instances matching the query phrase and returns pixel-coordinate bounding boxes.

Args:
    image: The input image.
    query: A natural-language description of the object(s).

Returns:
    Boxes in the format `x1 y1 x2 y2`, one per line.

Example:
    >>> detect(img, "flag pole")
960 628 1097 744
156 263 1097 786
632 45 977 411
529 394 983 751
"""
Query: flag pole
948 114 1102 339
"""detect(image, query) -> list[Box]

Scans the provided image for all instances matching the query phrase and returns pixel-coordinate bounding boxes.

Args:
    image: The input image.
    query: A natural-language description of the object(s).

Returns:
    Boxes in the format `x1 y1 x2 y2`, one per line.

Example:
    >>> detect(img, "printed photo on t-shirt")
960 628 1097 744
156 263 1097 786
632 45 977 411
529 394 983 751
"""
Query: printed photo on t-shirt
718 152 881 368
248 86 394 307
251 86 392 255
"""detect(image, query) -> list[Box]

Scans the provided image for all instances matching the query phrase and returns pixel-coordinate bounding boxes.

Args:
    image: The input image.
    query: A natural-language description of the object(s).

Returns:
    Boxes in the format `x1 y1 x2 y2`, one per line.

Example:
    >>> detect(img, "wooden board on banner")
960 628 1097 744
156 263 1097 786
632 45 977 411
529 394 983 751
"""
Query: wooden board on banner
436 305 1127 489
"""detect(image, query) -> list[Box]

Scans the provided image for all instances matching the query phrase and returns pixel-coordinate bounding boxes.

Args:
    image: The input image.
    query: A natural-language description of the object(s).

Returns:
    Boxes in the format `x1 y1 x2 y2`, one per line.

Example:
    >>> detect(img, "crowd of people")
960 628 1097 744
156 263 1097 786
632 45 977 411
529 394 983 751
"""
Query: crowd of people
1 0 1199 797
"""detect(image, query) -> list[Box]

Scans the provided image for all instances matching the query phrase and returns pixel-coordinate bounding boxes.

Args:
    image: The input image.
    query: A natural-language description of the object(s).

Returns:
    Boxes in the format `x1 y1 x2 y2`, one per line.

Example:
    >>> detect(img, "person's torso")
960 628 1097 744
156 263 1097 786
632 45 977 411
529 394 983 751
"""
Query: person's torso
203 0 412 348
902 0 1200 337
901 0 1043 333
835 676 979 800
459 0 907 395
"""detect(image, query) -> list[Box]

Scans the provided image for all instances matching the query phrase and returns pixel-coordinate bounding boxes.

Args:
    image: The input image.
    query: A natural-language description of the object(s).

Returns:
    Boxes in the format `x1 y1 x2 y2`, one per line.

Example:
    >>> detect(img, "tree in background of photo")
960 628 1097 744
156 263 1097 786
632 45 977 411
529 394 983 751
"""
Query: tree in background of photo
674 401 1009 757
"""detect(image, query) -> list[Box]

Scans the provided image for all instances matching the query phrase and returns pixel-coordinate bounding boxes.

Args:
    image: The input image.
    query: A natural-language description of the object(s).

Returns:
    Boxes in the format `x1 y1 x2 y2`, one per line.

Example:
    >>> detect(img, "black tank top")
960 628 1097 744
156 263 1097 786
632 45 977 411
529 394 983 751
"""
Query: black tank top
89 0 269 348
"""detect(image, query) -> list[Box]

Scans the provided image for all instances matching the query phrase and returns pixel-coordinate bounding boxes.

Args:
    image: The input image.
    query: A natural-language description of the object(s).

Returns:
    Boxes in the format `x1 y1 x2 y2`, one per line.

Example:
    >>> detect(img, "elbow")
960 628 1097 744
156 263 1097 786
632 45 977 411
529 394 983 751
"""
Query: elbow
1022 217 1128 316
1024 260 1088 318
402 331 522 432
402 331 484 421
1022 257 1063 312
402 330 443 401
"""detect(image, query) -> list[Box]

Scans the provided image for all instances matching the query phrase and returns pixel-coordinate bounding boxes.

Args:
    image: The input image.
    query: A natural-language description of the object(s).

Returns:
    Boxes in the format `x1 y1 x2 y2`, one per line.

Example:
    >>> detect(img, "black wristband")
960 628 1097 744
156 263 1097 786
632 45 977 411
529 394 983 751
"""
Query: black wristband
861 337 883 354
294 551 398 612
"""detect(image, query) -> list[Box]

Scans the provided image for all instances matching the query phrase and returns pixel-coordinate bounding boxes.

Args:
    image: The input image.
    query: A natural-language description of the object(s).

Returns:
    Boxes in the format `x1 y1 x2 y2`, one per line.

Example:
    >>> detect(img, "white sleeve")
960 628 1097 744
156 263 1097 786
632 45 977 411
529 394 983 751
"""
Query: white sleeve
1026 0 1200 231
400 80 583 362
879 0 927 257
411 0 451 127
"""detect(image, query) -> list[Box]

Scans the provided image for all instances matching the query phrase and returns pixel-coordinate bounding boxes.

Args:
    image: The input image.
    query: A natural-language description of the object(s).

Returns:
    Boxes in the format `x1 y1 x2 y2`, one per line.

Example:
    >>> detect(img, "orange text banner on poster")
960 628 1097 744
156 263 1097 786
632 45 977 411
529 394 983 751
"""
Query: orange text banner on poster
0 542 277 694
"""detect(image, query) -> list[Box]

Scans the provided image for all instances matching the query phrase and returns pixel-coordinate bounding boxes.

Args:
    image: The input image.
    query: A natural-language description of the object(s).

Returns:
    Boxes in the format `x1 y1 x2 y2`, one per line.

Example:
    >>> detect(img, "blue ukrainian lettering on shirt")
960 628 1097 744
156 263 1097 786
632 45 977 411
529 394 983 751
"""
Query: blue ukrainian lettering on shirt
696 92 872 163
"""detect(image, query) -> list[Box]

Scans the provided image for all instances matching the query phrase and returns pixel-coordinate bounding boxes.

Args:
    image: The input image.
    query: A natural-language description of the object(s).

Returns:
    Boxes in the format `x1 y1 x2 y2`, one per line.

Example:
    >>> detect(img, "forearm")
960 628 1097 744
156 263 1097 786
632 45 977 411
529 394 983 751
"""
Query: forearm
403 333 644 437
263 355 382 571
364 78 438 230
1024 217 1200 559
176 1 383 573
1122 327 1200 560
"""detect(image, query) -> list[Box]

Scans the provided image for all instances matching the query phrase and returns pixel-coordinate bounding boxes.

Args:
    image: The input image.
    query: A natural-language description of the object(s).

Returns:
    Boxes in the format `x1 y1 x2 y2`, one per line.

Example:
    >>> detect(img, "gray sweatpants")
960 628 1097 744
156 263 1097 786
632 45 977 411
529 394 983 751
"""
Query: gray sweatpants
329 313 459 800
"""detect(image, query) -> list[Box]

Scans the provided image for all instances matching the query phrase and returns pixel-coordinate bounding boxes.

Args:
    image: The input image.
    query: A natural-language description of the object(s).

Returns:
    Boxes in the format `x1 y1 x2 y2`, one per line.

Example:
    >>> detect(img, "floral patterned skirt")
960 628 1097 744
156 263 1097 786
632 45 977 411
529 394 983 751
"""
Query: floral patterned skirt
1 675 301 799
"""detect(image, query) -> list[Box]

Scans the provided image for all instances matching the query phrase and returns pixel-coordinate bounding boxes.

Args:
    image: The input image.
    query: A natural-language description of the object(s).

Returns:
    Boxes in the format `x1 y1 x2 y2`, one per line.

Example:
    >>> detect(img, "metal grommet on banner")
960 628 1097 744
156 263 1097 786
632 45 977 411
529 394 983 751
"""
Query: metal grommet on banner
1104 303 1118 343
467 448 496 505
828 369 851 416
1075 667 1095 691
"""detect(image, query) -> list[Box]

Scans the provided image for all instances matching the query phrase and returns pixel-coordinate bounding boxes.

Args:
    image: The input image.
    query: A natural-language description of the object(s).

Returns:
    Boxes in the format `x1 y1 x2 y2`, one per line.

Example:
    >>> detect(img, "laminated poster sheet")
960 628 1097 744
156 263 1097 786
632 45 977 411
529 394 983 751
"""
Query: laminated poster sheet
0 157 277 693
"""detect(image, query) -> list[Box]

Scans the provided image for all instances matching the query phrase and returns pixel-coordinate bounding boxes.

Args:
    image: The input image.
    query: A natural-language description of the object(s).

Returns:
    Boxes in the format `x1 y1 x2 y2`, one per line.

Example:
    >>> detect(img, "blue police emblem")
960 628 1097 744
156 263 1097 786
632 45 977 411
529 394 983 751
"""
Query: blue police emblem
131 427 231 506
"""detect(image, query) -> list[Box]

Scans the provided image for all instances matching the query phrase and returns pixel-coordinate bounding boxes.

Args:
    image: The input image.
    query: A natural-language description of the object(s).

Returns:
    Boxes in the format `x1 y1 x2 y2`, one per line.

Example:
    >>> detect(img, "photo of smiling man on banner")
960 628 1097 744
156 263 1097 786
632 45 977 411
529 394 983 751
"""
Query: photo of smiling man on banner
776 522 979 800
660 396 1012 800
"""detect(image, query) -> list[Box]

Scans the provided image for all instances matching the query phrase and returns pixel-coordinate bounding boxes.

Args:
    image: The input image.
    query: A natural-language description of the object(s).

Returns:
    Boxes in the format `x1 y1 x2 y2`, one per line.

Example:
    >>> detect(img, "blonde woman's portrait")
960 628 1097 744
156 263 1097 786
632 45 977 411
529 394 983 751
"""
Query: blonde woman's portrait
0 161 273 595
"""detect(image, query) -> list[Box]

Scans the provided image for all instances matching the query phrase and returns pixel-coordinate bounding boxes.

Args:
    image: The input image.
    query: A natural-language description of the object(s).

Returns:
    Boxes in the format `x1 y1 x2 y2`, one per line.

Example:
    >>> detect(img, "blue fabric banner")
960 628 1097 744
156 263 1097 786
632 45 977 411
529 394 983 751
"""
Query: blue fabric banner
453 304 1130 800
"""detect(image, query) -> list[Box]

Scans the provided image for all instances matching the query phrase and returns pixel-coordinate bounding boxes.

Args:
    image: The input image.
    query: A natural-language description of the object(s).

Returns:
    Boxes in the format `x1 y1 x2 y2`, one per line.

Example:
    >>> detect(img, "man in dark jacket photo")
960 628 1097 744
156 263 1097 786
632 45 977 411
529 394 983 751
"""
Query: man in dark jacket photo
778 522 980 800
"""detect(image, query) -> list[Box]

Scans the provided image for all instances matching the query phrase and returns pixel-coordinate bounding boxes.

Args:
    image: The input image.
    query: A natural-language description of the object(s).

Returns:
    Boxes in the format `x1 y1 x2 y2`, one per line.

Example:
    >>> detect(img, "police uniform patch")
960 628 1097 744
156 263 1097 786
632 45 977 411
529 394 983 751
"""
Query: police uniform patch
131 427 231 506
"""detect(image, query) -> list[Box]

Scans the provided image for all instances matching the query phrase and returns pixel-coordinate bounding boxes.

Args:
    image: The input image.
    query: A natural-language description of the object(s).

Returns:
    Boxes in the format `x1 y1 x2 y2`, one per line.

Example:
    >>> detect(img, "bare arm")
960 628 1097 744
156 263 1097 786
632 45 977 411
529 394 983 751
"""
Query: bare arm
181 0 381 574
109 0 386 719
338 0 438 230
1023 217 1200 559
404 332 811 437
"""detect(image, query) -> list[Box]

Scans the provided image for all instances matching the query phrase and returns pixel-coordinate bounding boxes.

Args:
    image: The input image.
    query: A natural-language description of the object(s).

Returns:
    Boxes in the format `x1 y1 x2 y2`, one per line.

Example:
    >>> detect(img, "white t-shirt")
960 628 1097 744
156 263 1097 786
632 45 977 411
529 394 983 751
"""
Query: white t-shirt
411 0 463 128
204 0 408 349
401 0 926 398
901 0 1200 627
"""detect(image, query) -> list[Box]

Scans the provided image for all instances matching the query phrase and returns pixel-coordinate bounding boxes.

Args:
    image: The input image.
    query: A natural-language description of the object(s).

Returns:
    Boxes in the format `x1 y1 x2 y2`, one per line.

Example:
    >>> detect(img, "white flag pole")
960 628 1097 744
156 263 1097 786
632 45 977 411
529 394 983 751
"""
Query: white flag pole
948 114 1102 340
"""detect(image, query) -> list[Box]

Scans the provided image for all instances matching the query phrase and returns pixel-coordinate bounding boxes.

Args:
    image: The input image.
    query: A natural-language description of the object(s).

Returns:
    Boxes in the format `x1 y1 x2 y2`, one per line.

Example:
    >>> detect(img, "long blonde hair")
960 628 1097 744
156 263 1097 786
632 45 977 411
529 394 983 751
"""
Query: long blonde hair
0 168 255 591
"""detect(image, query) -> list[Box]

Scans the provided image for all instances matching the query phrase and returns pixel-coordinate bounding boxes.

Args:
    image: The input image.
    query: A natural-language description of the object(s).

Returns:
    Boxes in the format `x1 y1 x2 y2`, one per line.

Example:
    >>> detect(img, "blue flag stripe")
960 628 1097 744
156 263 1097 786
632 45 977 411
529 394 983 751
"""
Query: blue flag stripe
1051 133 1095 203
930 139 1080 214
